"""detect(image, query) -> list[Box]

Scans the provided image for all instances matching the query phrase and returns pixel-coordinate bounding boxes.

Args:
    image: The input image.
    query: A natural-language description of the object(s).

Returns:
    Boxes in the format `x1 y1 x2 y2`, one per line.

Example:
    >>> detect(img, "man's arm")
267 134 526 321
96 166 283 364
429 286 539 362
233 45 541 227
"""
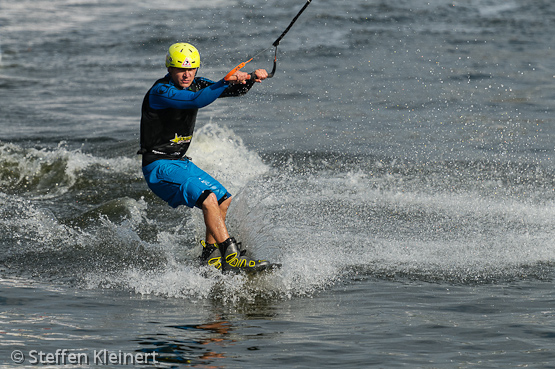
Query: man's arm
220 69 269 97
149 79 230 110
150 69 269 108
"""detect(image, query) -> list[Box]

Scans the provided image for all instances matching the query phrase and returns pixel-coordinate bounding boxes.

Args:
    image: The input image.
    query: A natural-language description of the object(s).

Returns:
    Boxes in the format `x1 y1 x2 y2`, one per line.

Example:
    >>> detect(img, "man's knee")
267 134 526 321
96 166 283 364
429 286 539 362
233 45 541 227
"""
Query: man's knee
200 191 218 210
198 191 232 211
219 195 232 211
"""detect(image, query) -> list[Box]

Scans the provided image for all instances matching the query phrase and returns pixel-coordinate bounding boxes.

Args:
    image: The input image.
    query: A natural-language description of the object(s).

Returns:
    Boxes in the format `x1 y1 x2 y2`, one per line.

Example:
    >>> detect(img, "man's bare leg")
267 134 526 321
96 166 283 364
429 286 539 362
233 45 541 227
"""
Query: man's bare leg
201 192 271 271
202 193 232 244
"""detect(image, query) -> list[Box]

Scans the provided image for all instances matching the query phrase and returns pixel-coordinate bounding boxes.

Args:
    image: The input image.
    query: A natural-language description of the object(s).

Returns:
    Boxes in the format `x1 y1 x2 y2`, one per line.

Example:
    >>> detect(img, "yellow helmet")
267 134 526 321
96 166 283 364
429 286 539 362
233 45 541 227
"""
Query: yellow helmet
165 43 201 69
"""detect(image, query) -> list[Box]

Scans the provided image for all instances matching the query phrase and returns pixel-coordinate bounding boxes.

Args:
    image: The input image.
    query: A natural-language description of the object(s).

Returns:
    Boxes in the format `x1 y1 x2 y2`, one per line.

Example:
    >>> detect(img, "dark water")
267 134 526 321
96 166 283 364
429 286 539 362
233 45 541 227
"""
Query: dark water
1 0 555 367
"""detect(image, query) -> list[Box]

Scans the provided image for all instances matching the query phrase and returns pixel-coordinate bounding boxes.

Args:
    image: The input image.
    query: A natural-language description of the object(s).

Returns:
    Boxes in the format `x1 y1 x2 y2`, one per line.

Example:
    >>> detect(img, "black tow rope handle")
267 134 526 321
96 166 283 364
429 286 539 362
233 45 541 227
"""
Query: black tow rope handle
266 47 278 79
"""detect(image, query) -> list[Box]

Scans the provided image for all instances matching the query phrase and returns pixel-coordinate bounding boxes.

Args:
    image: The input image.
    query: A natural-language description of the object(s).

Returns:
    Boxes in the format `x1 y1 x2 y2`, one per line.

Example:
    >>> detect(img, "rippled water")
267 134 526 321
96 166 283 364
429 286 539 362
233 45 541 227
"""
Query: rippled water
1 0 555 367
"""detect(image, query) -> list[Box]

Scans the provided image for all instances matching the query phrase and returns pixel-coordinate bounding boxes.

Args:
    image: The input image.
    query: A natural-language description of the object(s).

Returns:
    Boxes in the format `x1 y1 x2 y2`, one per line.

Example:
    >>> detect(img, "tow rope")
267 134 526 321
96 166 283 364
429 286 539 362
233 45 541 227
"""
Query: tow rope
224 0 313 81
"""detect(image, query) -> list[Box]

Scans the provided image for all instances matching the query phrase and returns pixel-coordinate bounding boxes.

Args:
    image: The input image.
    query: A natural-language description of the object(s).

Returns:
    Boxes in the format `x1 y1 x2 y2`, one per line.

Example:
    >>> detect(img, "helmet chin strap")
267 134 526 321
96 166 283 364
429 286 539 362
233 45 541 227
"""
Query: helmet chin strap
224 0 313 81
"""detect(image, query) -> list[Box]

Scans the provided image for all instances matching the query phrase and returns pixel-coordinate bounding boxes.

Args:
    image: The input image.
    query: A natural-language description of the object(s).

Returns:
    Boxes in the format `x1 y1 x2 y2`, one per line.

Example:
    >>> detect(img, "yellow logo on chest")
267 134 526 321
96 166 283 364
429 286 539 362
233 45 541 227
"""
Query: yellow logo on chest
170 133 192 144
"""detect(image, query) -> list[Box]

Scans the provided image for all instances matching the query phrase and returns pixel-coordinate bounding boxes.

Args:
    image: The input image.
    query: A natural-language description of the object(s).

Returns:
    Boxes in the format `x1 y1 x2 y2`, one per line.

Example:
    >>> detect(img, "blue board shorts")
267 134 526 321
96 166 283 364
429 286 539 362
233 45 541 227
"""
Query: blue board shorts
142 159 231 209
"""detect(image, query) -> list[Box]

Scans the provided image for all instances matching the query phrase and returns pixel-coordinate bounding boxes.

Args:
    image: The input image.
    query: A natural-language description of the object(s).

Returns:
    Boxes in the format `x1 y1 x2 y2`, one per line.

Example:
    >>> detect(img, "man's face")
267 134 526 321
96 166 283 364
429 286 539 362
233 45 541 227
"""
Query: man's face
168 67 197 89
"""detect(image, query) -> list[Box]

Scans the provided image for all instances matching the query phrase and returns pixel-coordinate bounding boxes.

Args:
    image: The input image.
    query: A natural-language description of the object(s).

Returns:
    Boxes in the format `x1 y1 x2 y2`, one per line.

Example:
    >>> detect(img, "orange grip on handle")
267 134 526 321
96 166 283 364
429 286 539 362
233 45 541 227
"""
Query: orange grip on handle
224 58 253 81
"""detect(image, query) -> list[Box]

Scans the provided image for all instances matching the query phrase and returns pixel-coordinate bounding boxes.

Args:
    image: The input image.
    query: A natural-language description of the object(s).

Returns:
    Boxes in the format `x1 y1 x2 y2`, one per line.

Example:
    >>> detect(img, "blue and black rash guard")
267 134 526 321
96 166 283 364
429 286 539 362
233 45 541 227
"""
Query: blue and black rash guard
139 73 255 166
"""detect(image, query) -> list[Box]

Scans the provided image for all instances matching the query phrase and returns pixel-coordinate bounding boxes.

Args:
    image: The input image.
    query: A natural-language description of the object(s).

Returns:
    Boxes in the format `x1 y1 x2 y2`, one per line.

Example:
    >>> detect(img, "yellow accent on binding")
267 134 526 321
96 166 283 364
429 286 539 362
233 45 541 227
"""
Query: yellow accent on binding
201 240 221 269
208 257 221 269
226 252 239 267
